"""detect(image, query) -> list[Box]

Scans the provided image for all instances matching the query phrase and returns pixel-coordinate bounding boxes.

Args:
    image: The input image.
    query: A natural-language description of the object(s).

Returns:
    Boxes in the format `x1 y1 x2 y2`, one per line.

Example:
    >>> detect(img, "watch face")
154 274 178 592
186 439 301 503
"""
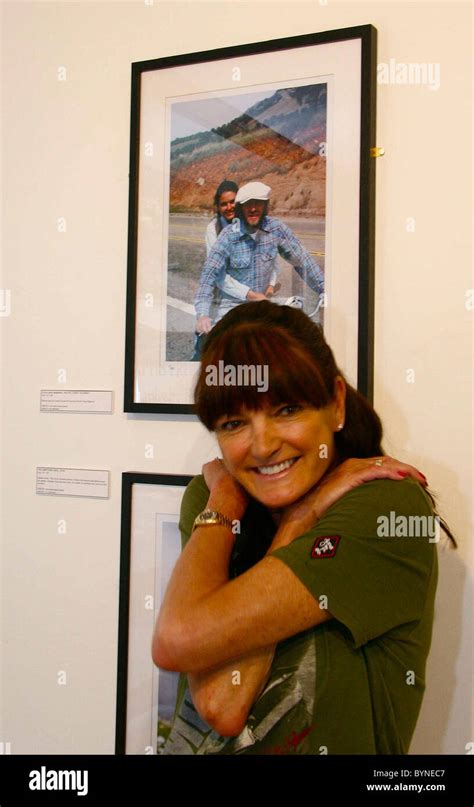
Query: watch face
195 510 230 527
196 511 218 524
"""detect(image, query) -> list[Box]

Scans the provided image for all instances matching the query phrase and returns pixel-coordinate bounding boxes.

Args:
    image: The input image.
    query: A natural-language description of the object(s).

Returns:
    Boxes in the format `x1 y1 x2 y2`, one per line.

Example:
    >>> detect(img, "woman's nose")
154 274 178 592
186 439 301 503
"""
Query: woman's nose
250 417 281 461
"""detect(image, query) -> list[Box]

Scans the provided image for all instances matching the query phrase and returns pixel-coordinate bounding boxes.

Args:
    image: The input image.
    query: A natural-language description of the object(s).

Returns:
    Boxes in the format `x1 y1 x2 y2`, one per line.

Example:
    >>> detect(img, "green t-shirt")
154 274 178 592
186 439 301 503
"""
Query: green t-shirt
162 475 438 755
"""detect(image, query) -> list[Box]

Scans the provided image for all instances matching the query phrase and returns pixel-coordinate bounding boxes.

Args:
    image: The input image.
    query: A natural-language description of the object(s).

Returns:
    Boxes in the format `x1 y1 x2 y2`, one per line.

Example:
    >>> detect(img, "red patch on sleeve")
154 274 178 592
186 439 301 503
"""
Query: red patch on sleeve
310 535 341 559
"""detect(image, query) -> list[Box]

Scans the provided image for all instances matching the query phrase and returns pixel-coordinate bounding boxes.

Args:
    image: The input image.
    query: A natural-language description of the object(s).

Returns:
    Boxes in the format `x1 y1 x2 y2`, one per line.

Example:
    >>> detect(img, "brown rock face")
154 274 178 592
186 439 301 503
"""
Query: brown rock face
169 85 326 217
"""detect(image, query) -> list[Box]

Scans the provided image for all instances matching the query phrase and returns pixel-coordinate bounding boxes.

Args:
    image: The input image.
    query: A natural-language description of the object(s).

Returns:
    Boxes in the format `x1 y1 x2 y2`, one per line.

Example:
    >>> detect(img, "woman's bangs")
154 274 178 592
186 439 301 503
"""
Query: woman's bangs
195 323 332 429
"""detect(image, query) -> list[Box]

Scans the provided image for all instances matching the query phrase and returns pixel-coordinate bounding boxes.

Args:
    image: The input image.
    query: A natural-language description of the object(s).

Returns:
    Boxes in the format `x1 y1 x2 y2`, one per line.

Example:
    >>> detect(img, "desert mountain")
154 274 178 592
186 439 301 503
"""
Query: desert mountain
169 84 327 217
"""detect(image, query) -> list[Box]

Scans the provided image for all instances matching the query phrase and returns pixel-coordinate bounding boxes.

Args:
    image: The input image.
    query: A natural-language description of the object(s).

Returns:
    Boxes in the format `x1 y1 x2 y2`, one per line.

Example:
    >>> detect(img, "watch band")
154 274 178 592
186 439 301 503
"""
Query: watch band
192 509 234 532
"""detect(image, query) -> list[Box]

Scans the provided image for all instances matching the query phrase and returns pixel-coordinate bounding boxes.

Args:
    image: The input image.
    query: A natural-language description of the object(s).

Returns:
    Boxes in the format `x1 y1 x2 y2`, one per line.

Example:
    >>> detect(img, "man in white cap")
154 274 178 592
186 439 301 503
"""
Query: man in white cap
194 181 324 334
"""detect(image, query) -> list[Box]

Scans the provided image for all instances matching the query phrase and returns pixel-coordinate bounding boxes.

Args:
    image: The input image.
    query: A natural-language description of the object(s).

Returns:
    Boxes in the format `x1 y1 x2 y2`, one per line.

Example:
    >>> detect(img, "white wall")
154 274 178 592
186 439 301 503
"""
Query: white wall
1 0 472 754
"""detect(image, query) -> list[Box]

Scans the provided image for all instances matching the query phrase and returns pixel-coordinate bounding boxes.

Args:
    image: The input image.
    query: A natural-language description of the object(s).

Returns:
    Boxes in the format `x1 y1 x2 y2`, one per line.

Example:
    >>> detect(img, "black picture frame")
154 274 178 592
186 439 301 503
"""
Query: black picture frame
115 472 192 755
124 25 377 413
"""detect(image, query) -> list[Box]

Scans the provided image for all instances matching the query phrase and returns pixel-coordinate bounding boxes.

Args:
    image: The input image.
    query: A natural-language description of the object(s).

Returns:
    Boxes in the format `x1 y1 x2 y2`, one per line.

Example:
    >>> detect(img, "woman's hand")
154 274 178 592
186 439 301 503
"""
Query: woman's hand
196 315 212 334
313 455 426 521
202 458 249 522
270 456 427 550
246 290 267 301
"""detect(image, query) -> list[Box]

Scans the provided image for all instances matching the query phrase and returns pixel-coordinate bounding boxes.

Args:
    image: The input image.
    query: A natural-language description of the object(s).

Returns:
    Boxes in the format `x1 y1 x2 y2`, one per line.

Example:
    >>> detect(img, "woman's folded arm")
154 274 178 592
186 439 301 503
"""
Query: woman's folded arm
152 521 331 674
187 645 276 737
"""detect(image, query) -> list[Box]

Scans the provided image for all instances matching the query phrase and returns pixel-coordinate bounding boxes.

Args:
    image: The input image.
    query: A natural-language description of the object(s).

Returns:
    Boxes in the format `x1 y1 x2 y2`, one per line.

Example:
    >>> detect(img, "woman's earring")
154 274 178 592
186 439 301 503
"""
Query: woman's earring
337 423 344 431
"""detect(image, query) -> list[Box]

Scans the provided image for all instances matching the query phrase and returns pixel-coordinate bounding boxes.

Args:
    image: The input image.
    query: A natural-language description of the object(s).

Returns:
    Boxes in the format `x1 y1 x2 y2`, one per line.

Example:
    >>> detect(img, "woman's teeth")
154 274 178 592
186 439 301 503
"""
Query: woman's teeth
256 458 296 476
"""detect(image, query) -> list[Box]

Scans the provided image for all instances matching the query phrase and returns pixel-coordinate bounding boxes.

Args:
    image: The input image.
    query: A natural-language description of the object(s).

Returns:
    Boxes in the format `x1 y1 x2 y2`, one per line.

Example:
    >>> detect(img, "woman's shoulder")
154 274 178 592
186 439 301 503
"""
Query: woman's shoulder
323 477 438 548
181 474 209 508
336 476 434 515
178 475 210 542
205 217 217 232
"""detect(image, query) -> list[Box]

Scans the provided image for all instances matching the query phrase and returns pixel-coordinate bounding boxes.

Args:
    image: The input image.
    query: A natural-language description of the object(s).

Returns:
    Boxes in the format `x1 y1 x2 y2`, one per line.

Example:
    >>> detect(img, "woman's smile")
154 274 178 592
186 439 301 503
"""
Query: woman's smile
253 456 300 477
216 403 342 509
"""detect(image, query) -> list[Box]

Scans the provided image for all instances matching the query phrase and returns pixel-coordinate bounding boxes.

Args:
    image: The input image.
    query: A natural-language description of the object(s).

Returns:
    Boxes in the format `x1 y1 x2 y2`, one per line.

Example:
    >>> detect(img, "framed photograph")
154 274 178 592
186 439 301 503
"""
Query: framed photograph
115 472 191 755
124 25 377 413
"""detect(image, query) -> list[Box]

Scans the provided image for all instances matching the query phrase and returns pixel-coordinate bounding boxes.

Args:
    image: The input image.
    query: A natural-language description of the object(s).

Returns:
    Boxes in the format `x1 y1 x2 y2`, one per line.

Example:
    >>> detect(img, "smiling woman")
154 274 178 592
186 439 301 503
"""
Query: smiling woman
215 401 344 511
152 301 455 755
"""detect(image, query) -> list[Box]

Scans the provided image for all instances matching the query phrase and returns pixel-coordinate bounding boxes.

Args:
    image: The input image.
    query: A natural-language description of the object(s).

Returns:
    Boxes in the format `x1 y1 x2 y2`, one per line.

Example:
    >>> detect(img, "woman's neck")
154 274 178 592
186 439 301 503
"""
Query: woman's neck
265 455 343 528
269 509 282 527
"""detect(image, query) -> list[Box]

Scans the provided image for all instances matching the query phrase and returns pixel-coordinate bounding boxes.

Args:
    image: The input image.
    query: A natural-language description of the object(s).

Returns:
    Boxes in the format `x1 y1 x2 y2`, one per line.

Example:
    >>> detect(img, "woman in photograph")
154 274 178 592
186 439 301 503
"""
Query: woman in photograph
195 180 246 346
153 300 454 755
204 179 239 255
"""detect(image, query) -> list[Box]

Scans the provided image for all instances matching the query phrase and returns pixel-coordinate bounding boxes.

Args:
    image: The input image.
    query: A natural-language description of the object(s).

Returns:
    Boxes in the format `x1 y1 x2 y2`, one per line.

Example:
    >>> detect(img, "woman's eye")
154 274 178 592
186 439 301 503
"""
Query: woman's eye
218 419 243 432
278 404 302 416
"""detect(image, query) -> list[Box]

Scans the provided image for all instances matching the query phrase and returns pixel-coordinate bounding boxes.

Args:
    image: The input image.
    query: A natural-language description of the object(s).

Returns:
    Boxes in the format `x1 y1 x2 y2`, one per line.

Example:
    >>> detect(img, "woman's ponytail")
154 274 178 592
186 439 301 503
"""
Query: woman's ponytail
335 383 383 460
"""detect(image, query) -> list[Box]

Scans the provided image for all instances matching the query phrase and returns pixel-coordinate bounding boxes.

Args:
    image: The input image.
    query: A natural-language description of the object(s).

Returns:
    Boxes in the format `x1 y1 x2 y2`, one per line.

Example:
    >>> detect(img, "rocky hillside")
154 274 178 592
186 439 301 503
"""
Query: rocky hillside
169 84 326 217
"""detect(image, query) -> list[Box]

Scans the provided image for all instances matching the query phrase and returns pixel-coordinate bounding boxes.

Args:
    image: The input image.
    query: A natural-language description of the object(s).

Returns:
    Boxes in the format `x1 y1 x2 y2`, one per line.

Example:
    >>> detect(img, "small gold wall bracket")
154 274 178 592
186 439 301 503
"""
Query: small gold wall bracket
370 147 385 158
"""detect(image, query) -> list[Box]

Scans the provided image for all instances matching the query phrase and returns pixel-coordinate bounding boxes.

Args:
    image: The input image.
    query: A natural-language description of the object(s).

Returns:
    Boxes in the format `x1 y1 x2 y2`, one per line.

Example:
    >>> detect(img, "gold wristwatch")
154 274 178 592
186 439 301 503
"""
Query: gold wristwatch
192 509 234 532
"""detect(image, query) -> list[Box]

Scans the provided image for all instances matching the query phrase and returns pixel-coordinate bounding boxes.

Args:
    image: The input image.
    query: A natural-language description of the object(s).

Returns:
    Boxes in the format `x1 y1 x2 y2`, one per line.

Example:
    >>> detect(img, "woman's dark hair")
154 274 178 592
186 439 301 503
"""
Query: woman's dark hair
213 179 238 207
195 300 382 460
194 301 456 545
213 180 238 237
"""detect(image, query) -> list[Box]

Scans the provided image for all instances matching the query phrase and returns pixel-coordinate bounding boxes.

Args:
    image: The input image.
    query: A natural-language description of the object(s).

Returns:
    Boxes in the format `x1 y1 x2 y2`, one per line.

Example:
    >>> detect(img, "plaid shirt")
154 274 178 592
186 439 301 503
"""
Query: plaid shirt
194 216 324 317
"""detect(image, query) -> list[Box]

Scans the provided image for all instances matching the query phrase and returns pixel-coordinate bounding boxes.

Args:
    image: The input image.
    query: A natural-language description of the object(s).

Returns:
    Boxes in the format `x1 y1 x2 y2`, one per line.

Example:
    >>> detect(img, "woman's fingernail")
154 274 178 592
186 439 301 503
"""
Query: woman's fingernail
397 471 409 477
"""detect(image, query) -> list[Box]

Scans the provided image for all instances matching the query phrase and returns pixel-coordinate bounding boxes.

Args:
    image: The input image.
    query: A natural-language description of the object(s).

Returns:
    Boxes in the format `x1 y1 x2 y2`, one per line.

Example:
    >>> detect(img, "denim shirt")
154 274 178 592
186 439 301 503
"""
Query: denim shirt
194 216 324 319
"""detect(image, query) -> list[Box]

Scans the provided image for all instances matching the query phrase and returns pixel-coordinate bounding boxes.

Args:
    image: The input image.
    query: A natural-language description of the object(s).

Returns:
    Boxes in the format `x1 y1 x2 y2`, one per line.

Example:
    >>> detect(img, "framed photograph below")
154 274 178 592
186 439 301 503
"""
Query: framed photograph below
124 25 377 413
115 472 191 755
